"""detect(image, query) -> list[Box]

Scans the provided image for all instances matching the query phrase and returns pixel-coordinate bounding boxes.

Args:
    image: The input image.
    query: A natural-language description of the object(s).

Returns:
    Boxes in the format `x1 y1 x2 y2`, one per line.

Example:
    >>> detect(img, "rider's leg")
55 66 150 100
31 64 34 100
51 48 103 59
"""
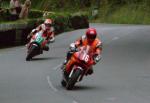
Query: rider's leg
61 51 74 70
86 66 94 75
43 45 49 51
42 41 49 51
62 58 74 81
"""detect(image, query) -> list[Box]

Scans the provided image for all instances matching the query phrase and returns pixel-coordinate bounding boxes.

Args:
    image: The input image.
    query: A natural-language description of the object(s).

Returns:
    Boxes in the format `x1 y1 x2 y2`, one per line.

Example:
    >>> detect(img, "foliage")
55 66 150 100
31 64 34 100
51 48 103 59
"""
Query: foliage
1 0 150 24
0 9 10 23
93 2 150 24
45 12 89 33
0 10 89 33
28 10 43 19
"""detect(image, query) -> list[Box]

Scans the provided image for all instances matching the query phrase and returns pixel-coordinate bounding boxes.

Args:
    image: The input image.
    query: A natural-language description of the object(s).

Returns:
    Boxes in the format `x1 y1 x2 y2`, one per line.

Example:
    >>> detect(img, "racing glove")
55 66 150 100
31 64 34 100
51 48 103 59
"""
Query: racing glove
48 36 55 43
69 43 77 52
93 54 102 64
27 29 37 39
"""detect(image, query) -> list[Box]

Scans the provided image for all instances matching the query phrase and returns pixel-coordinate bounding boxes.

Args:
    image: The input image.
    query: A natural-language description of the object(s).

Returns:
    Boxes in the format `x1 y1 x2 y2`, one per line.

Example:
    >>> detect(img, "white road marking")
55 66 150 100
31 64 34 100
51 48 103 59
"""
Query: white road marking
47 64 62 92
52 64 62 70
47 76 58 92
48 64 79 103
106 97 117 101
72 100 78 103
112 37 119 41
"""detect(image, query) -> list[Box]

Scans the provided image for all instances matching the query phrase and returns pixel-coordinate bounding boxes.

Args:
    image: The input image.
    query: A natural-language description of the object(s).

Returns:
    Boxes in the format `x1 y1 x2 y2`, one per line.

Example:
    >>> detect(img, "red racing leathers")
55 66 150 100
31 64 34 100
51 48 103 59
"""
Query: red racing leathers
65 35 102 74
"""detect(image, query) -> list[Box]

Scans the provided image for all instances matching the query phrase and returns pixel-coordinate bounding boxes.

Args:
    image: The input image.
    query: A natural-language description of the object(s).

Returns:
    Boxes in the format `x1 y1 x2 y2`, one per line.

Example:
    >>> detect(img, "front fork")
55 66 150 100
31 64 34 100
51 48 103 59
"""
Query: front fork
69 66 83 82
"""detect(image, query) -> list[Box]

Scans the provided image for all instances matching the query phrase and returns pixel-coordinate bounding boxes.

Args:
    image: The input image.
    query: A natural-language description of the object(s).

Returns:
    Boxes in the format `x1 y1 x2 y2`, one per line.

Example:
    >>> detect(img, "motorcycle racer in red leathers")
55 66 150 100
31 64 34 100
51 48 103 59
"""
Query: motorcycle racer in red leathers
62 28 102 80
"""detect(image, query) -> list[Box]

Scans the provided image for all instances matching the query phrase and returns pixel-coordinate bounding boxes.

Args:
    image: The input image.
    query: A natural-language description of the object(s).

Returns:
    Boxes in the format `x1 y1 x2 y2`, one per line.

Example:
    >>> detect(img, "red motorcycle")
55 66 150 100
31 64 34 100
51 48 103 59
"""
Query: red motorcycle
61 45 95 90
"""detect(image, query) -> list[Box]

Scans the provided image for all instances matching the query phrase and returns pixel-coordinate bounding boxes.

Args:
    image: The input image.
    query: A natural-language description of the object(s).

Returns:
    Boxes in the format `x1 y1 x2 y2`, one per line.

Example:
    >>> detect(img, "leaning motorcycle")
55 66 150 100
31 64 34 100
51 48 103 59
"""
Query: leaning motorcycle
61 46 94 90
26 31 47 61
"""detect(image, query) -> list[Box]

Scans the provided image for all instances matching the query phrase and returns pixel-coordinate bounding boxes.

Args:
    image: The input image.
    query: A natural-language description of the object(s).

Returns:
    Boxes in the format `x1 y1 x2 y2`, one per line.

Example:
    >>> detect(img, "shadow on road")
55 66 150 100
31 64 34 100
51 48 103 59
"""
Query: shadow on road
30 56 64 61
72 85 101 91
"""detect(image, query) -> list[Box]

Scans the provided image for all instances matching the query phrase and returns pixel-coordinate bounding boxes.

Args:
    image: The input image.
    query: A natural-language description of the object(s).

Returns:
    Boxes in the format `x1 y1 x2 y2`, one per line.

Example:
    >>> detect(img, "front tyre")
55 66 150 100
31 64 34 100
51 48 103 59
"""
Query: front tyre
66 69 82 90
26 45 36 61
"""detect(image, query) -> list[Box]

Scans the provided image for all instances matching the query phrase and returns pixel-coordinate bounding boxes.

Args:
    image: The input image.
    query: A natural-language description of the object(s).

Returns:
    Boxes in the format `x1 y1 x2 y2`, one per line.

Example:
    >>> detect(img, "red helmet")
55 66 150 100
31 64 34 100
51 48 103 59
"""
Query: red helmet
44 19 52 27
86 28 97 40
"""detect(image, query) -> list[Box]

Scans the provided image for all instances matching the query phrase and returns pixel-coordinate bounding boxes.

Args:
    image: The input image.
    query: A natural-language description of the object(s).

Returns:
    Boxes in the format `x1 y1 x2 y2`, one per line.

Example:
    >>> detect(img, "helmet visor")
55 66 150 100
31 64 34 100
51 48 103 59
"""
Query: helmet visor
87 34 96 40
45 23 52 27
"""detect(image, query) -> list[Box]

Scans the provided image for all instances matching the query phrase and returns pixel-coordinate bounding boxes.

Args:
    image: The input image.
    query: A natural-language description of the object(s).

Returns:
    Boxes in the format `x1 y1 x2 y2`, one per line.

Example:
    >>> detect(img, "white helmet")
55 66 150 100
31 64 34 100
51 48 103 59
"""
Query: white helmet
44 19 52 27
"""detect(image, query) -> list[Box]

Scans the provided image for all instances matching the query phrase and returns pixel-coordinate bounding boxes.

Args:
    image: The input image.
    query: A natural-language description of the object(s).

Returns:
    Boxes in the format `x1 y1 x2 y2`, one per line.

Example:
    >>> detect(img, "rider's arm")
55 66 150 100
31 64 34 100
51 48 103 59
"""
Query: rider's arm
94 41 103 64
74 35 85 47
69 35 85 52
96 41 102 55
50 27 55 38
47 27 55 43
34 24 42 33
27 25 42 39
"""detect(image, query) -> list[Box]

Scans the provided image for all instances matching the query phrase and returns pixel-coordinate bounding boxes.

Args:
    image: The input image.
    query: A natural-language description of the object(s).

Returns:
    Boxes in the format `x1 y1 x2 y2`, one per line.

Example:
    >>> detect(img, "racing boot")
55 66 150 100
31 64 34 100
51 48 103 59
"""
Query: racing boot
61 68 68 87
63 69 69 82
61 51 73 70
61 59 67 70
86 67 93 75
43 46 49 51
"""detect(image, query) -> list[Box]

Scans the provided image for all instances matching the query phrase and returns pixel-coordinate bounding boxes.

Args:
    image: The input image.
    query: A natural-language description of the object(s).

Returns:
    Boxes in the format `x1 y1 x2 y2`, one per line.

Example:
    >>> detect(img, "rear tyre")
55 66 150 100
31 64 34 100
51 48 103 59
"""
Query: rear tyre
66 69 82 90
61 79 67 87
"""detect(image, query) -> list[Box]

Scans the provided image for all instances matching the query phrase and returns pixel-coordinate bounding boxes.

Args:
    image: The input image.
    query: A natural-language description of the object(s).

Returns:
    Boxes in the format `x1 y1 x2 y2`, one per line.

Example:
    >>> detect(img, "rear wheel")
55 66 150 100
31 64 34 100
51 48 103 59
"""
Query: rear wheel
66 69 82 90
61 79 67 87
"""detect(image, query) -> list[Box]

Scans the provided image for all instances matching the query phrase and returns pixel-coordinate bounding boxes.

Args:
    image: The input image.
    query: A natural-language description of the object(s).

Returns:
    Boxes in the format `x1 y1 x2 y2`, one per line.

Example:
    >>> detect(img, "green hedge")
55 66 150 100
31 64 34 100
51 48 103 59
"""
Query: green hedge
0 9 10 22
0 9 43 23
0 10 89 32
0 10 89 47
28 10 43 19
45 12 72 34
45 12 89 34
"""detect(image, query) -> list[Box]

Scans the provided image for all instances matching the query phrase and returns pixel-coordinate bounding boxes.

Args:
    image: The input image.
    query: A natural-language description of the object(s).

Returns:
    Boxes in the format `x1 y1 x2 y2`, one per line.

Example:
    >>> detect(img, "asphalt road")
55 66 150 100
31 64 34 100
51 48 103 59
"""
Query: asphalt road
0 24 150 103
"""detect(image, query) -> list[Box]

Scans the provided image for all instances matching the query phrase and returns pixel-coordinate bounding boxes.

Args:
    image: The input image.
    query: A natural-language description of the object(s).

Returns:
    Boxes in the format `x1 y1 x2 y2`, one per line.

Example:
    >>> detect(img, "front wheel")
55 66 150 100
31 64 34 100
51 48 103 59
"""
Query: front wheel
26 45 37 61
66 69 82 90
